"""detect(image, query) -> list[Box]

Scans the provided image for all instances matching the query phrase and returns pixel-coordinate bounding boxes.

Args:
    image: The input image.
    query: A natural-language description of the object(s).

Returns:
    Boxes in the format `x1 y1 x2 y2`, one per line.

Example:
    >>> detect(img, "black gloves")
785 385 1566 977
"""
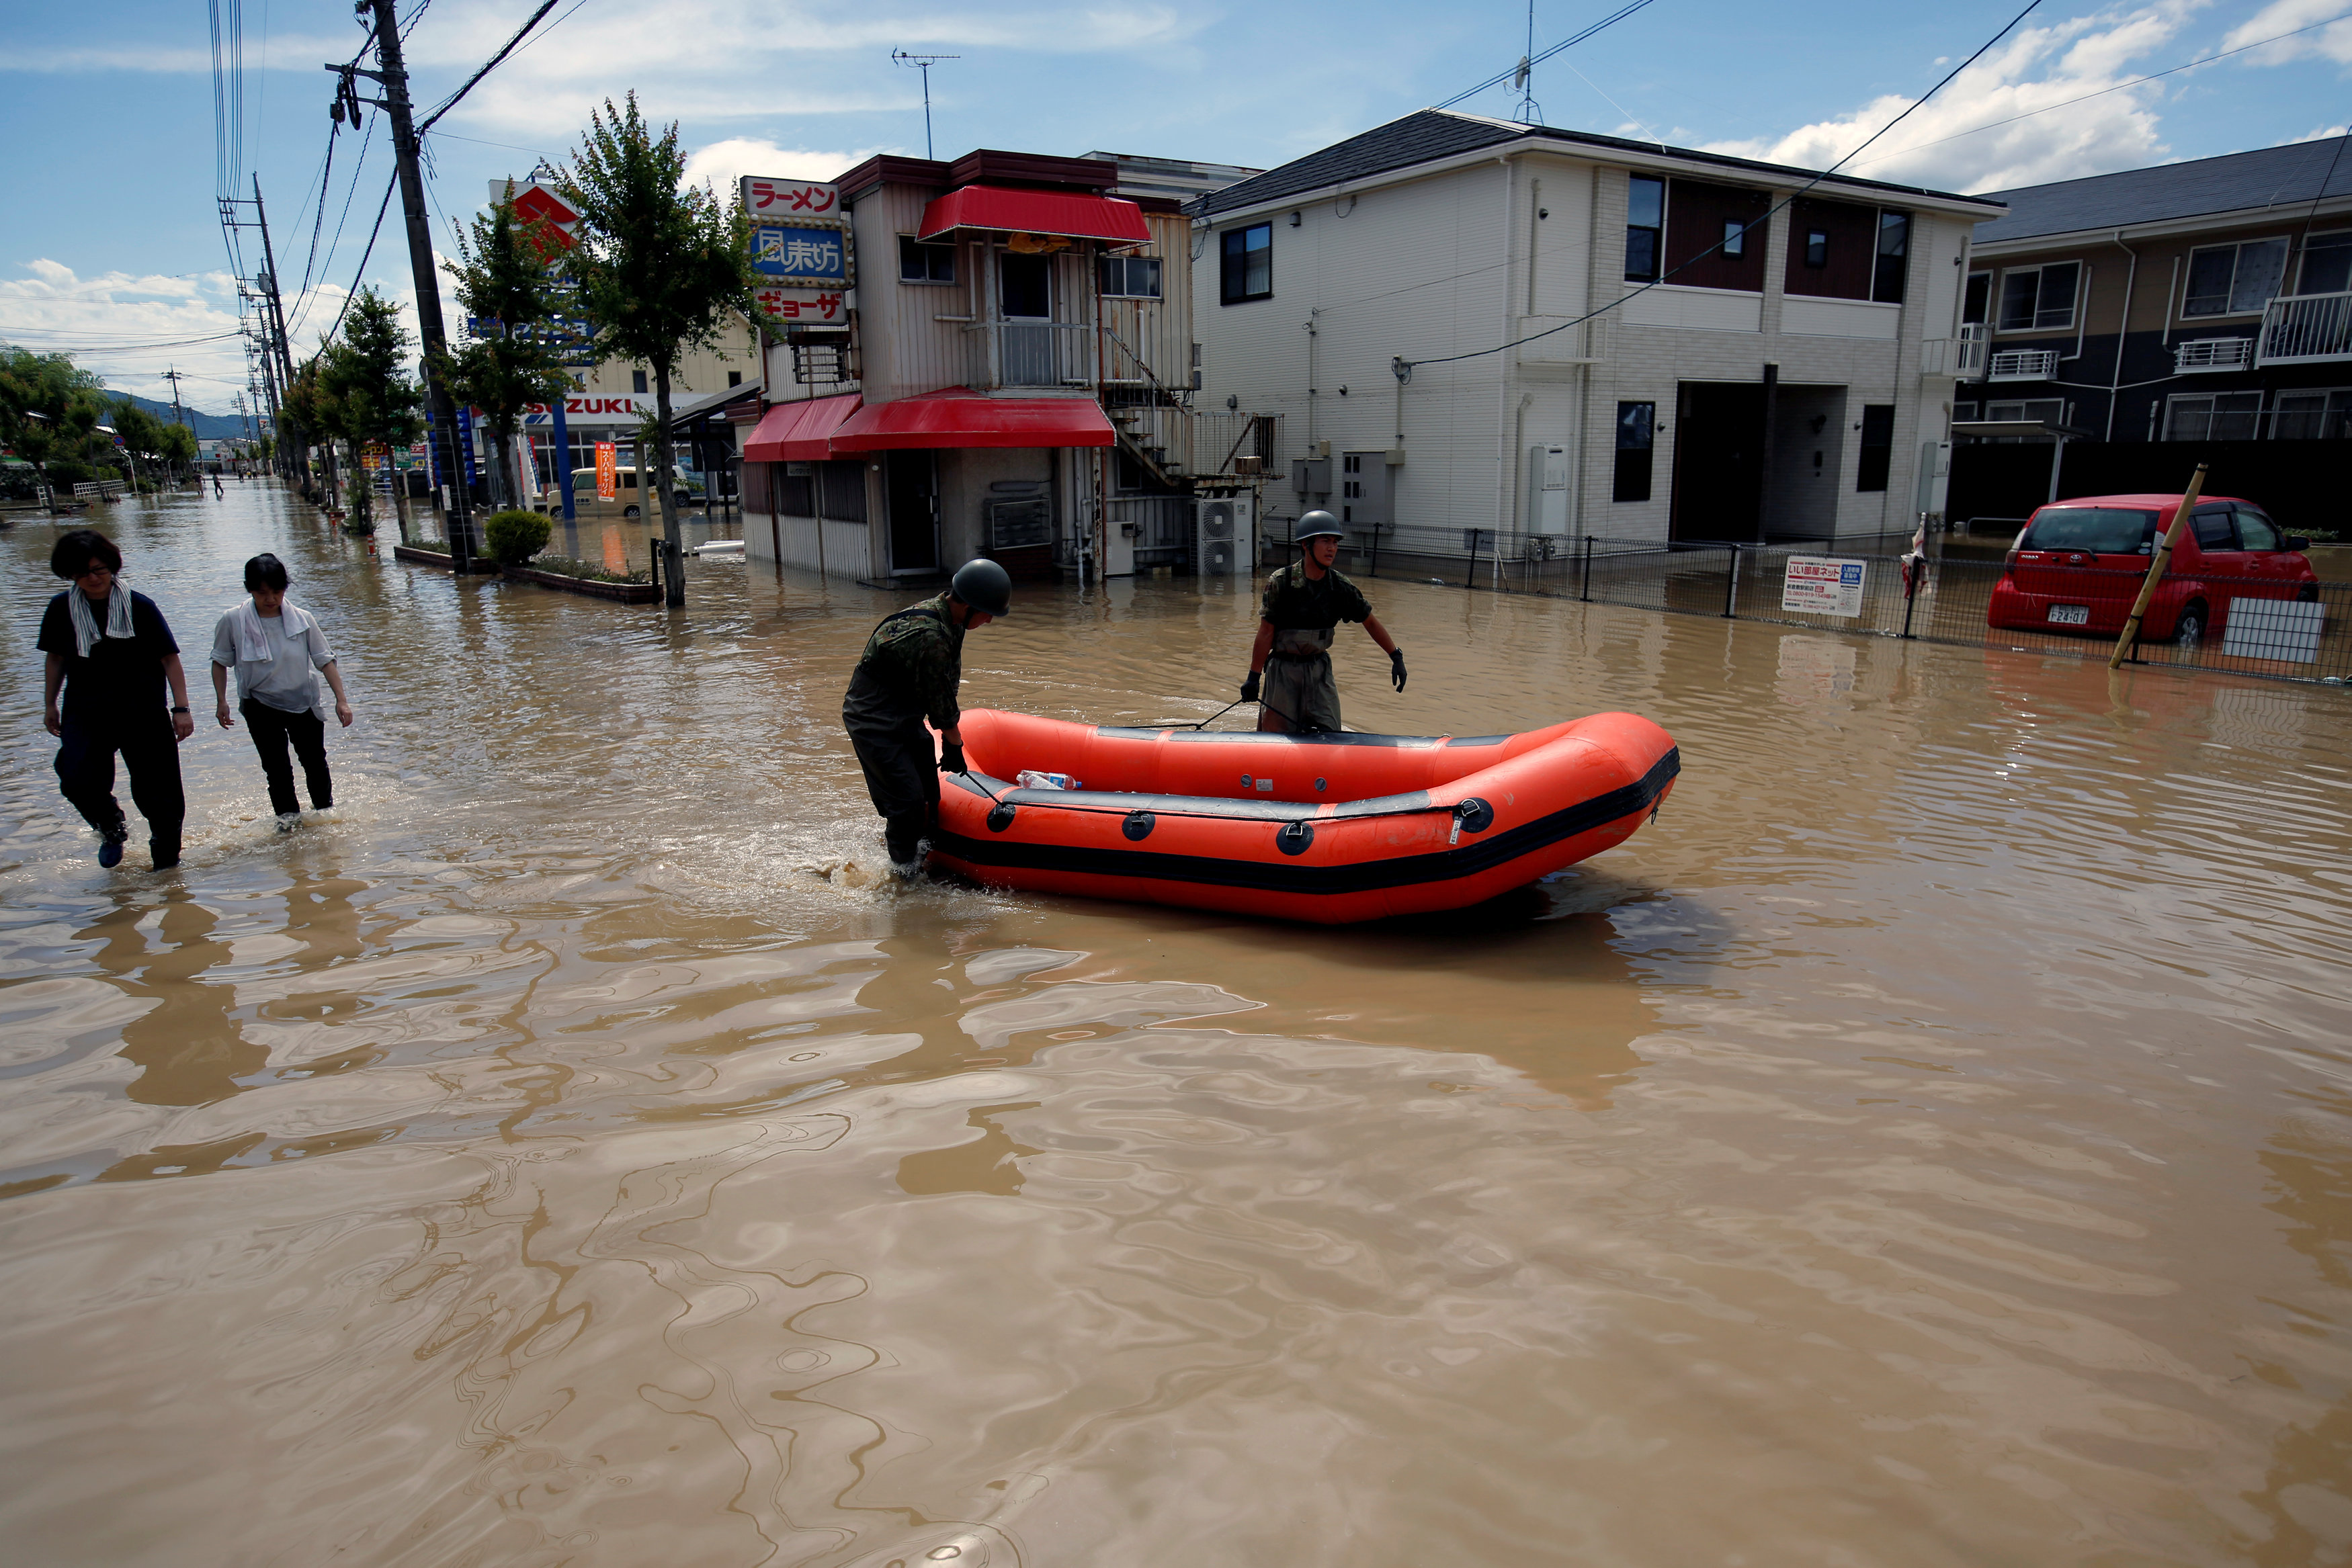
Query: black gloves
1390 648 1408 692
1241 670 1261 703
940 739 967 774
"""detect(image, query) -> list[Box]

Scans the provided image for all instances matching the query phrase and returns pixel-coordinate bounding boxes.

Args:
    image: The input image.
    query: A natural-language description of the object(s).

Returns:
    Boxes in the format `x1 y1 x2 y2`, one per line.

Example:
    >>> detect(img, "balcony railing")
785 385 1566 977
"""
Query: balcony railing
2174 337 2253 373
1987 349 2060 382
1922 323 1988 378
2258 290 2352 366
966 320 1096 389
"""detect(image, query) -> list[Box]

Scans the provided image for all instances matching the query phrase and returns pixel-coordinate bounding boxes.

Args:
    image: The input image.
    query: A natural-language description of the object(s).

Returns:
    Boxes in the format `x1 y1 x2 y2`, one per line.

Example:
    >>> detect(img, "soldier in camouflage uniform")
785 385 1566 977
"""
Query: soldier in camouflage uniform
1239 512 1404 733
842 559 1011 869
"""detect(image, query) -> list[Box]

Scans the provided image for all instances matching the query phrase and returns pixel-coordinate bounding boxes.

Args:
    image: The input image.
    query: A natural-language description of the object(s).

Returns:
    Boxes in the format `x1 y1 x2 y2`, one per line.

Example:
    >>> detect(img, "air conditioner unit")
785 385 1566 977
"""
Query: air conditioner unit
1195 494 1256 578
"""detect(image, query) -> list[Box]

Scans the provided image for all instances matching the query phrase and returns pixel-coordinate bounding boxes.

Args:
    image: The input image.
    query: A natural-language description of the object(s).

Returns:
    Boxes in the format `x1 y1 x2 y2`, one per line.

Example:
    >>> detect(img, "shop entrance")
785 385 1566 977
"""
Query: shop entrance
885 450 938 574
1670 382 1765 543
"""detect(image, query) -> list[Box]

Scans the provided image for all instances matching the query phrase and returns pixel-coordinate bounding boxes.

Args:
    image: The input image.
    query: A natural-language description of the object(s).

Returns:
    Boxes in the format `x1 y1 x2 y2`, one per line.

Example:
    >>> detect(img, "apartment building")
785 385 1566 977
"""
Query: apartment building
1189 109 2003 550
1960 137 2352 444
737 149 1261 580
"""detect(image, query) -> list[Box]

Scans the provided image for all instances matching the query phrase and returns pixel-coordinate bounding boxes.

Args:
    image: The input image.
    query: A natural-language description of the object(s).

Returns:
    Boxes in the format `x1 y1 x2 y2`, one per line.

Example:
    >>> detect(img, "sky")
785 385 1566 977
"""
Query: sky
3 0 2348 411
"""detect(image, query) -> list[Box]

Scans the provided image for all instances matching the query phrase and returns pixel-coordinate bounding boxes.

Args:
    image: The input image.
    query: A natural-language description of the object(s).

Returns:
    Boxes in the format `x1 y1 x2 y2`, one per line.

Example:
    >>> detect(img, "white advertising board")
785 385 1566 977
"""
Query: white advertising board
1782 556 1867 618
2220 597 2324 662
741 177 841 220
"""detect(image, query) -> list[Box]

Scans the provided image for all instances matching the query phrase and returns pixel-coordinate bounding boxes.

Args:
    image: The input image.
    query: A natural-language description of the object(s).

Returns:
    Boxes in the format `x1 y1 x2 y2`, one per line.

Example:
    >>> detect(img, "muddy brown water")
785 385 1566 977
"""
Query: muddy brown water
3 484 2349 1565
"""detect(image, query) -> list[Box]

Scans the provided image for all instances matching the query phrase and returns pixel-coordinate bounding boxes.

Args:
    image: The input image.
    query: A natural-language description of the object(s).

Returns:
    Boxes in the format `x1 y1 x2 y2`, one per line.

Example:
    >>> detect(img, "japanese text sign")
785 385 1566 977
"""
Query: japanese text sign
752 224 851 288
754 287 845 324
1781 556 1867 618
741 177 839 217
595 442 617 501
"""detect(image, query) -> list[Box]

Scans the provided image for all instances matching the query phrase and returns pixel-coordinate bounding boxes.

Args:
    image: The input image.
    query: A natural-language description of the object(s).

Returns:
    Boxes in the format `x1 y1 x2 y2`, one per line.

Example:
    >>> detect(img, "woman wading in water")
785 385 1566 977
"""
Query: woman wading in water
210 553 354 832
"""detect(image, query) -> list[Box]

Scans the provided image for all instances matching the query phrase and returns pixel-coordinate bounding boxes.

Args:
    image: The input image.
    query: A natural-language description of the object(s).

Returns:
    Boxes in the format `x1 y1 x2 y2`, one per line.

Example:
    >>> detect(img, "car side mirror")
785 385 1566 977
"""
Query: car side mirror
2284 536 2310 551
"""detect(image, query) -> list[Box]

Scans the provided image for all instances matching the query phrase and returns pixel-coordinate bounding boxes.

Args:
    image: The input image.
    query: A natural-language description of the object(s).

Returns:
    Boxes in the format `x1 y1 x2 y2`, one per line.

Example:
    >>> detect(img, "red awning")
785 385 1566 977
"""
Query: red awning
741 393 861 462
831 388 1115 452
917 185 1152 246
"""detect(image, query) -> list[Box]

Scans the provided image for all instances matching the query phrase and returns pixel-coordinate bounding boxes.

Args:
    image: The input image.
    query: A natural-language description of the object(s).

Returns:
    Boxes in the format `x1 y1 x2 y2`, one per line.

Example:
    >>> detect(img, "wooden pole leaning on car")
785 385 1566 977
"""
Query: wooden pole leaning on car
2108 463 2210 669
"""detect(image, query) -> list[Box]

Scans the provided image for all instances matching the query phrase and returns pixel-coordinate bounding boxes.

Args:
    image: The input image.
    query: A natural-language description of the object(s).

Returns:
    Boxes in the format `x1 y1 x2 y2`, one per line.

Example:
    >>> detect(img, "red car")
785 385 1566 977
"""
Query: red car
1986 492 2318 644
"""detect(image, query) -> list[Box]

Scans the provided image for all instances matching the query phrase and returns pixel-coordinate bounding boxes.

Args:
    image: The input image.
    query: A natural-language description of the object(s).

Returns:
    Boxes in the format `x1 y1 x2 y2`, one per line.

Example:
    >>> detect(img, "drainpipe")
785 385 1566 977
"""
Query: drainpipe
2106 227 2137 441
1511 391 1534 533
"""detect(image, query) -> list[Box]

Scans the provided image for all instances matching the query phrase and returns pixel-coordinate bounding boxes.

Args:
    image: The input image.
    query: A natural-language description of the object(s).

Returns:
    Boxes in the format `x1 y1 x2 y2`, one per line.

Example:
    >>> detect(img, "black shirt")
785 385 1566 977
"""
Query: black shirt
37 590 179 722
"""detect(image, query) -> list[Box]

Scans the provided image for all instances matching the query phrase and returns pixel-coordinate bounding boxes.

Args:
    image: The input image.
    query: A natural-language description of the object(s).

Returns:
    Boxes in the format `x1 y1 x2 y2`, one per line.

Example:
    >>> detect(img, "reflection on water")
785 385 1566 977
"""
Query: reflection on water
0 482 2348 1564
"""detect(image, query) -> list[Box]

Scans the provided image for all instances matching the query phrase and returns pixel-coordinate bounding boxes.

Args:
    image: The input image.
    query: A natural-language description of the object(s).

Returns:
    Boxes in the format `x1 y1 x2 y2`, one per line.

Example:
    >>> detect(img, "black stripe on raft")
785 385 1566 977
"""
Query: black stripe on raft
934 748 1679 897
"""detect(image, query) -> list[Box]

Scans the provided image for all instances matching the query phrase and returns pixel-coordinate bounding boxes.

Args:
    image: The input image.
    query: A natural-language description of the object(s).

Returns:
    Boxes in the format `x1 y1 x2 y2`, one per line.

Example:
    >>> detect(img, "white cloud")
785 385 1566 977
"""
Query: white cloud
2222 0 2352 64
679 138 880 195
1706 3 2203 193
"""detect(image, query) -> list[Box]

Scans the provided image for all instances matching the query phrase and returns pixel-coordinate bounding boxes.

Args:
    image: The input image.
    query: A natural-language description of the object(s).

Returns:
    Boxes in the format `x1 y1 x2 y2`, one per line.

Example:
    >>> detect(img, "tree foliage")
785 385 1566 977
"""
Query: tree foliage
0 346 118 489
316 289 423 530
558 92 758 605
439 198 572 509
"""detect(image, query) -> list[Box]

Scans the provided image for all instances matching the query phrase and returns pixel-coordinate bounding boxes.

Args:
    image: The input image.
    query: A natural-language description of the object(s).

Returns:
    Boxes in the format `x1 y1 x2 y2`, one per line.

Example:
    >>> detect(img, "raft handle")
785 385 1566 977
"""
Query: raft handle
1123 810 1155 841
1276 820 1315 856
986 802 1017 832
1449 797 1494 845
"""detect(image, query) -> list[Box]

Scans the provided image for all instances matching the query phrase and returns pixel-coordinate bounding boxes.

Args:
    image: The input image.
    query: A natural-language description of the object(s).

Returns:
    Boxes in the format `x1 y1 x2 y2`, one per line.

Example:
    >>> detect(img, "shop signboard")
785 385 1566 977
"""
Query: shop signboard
754 286 847 325
595 441 618 501
1781 556 1867 617
741 177 839 218
751 225 851 288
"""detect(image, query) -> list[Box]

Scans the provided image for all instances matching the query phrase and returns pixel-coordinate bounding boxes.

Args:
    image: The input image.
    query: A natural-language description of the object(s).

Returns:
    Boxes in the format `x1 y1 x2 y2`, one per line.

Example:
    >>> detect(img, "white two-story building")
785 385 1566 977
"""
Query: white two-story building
1189 110 2005 554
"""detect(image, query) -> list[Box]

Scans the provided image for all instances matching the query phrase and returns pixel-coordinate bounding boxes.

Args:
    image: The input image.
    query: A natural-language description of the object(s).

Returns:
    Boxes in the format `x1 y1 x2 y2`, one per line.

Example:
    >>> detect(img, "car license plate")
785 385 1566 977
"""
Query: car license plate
2047 604 2089 625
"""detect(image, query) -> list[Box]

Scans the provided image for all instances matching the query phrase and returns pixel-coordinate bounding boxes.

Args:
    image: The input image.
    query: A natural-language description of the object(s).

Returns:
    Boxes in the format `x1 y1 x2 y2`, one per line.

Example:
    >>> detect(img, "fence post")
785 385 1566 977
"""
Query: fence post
1579 535 1593 602
1722 543 1740 619
1900 556 1921 639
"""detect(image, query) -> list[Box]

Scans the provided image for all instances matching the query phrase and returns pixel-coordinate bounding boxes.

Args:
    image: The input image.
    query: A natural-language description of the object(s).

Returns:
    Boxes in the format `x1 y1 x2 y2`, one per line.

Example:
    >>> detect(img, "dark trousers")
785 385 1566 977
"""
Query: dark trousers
843 709 938 863
241 698 333 816
55 713 185 857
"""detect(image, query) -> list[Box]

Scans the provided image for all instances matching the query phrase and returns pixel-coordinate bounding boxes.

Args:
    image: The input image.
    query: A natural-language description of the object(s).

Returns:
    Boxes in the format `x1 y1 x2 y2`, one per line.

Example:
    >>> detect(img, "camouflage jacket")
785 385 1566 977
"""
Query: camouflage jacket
1260 562 1372 631
849 593 965 729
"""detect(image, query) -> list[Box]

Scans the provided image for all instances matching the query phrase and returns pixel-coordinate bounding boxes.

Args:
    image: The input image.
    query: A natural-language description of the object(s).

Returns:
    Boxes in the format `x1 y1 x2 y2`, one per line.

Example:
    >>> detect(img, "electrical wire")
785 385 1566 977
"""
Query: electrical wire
1405 0 2048 370
417 0 568 134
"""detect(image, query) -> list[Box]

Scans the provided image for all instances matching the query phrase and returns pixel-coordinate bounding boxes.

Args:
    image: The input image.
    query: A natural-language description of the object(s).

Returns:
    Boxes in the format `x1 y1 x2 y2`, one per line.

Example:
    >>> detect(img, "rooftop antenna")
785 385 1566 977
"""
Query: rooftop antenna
1513 2 1544 124
889 49 960 160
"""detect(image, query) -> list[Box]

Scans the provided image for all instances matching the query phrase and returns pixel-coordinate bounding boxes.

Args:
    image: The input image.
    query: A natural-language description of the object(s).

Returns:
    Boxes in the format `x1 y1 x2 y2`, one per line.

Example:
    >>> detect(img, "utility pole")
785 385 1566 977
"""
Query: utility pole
162 367 188 427
230 175 308 489
360 0 475 569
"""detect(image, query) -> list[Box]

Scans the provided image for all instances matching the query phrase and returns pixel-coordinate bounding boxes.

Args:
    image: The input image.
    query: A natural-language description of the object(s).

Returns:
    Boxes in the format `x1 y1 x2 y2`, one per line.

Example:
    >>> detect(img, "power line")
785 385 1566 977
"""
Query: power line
1406 0 2048 371
1436 0 1663 112
417 0 567 134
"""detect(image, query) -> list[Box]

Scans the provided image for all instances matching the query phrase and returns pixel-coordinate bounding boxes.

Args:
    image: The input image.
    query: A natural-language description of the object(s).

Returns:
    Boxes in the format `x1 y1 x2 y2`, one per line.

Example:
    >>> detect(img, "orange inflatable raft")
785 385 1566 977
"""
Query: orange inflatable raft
929 708 1679 924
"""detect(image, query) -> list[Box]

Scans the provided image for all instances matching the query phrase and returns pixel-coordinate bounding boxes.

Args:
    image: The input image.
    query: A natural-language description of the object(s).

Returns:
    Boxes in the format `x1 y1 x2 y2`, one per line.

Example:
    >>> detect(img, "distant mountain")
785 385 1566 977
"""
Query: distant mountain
101 389 253 442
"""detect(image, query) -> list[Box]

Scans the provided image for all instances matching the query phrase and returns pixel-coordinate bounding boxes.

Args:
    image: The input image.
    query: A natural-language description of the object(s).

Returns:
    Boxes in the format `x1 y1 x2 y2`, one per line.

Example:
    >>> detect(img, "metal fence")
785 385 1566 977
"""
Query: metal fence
1320 527 2352 685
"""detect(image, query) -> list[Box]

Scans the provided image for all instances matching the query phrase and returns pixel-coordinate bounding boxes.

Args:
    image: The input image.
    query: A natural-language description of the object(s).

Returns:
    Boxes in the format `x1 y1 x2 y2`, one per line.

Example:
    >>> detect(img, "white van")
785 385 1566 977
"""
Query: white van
544 467 694 519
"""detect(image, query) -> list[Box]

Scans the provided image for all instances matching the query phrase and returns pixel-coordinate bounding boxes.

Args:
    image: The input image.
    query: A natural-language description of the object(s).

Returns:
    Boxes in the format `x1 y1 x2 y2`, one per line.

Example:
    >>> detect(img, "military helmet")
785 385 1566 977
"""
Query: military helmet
950 556 1013 617
1294 510 1345 543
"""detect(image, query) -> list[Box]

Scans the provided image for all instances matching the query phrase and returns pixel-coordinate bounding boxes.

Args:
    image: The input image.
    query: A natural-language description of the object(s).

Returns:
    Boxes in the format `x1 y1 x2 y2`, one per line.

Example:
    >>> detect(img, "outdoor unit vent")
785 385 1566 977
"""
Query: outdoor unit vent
1195 494 1255 577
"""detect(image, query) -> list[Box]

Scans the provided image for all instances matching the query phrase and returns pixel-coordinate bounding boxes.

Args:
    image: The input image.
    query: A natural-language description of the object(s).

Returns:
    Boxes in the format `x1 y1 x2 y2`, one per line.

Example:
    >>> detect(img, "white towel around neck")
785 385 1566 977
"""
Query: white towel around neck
229 598 319 663
66 582 135 659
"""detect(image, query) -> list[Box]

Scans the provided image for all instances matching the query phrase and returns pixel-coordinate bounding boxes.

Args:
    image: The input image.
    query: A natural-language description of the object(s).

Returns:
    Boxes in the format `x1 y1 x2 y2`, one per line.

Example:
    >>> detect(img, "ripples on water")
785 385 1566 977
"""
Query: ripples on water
1 486 2348 1565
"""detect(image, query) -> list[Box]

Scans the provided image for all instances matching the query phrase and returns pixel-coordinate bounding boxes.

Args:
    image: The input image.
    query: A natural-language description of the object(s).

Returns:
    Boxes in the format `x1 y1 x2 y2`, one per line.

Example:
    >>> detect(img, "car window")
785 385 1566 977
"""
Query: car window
622 472 638 490
2022 507 2158 554
2191 507 2236 550
2234 507 2282 550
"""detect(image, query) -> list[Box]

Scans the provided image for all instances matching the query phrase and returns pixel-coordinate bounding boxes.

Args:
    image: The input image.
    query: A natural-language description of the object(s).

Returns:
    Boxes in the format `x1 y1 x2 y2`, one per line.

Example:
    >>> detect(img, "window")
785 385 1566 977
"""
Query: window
1220 224 1271 304
1985 398 2064 424
1856 404 1895 492
1626 175 1663 281
1962 272 1990 326
1098 255 1163 298
2191 506 2237 550
2183 238 2287 316
1873 211 1909 304
2300 231 2352 296
1613 401 1654 503
1722 220 1745 259
1952 401 1980 423
1997 263 2078 331
631 369 648 394
2020 508 2158 554
898 235 956 284
1804 230 1827 268
779 466 816 517
727 370 742 387
814 460 866 521
2234 507 2282 550
2273 387 2352 439
2165 390 2262 441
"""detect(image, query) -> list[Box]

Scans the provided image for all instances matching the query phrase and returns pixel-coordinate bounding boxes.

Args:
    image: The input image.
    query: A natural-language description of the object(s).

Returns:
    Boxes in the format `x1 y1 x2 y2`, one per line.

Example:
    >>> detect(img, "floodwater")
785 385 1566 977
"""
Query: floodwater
4 483 2350 1567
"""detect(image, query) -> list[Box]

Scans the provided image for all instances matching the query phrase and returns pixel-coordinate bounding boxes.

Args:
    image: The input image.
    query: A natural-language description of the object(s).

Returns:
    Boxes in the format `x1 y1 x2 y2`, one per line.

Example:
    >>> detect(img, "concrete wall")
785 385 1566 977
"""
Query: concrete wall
937 447 1054 566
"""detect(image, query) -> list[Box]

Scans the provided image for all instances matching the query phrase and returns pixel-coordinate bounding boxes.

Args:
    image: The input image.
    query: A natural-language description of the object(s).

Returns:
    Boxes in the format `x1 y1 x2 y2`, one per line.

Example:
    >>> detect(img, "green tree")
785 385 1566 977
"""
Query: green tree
112 397 172 490
0 347 114 496
558 93 758 605
318 288 424 535
438 198 572 512
280 355 344 510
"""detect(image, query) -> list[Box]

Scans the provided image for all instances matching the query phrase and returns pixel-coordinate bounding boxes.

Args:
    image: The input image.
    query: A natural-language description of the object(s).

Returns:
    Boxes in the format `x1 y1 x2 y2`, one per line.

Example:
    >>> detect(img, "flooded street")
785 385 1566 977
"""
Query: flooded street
4 482 2350 1566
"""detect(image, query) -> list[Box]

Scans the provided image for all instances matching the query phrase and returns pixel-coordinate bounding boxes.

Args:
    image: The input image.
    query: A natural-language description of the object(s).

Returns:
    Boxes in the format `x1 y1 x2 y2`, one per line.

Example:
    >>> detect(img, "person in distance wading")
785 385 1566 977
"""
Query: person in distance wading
36 529 194 869
1240 511 1404 733
842 558 1010 873
210 554 355 832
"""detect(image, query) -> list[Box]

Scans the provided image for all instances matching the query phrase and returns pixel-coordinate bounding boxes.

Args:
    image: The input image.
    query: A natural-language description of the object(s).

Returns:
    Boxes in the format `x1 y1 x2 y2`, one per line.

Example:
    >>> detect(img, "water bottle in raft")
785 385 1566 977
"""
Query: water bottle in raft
1016 771 1082 791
